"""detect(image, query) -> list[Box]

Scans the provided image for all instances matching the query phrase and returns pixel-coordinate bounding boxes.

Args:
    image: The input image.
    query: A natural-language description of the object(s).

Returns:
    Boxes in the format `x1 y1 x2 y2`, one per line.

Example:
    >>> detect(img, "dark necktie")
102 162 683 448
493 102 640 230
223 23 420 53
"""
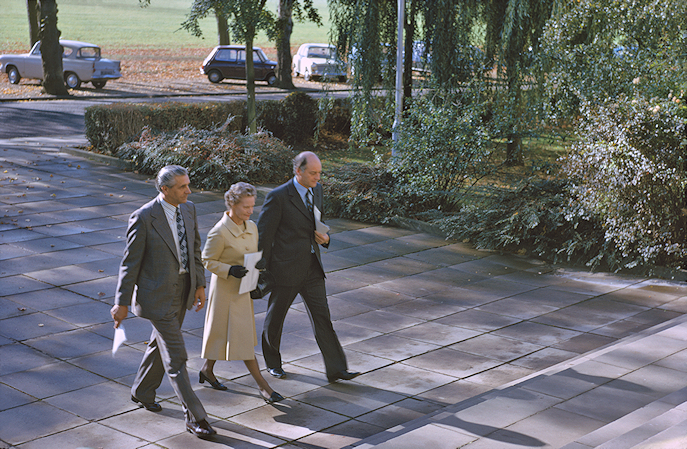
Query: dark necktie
306 189 315 253
175 207 189 271
306 189 314 214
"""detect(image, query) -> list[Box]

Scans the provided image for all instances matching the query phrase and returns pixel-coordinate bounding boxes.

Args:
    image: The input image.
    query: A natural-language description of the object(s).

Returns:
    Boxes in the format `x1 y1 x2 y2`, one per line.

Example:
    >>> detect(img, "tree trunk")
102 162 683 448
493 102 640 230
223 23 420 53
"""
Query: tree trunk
402 1 417 108
215 10 230 45
246 32 257 133
504 65 523 166
26 0 40 47
39 0 68 96
275 0 295 89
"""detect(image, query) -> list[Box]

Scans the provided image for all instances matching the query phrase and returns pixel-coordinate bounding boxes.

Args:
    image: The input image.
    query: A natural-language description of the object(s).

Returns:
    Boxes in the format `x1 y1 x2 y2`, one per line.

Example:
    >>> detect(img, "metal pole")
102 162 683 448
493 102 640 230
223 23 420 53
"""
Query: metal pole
391 0 404 155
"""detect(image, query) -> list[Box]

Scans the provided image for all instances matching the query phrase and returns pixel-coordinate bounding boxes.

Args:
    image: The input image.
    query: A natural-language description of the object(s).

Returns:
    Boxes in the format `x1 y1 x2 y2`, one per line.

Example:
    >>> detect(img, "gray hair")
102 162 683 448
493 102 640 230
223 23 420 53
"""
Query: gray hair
155 165 188 192
225 182 257 208
292 151 317 175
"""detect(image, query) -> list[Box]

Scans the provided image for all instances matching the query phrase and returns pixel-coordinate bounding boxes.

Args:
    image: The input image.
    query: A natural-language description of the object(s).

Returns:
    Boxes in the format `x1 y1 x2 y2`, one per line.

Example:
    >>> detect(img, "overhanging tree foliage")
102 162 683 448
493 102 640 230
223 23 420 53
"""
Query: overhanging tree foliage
180 0 276 134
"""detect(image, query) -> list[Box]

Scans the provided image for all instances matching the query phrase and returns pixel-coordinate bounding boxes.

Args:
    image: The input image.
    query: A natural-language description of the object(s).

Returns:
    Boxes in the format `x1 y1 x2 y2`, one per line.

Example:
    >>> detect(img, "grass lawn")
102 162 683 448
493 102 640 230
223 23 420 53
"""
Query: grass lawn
0 0 332 54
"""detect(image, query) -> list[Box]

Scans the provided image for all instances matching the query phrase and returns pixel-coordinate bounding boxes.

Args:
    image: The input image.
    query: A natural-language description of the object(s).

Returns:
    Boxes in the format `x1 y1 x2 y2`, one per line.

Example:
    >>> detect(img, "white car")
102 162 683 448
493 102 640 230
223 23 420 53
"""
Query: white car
0 39 121 89
292 43 347 82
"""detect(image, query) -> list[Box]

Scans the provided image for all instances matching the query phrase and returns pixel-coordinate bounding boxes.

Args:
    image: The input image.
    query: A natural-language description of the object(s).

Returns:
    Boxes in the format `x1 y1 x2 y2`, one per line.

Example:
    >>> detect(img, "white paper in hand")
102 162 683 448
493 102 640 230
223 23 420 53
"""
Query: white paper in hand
313 206 330 234
112 325 127 356
239 250 263 294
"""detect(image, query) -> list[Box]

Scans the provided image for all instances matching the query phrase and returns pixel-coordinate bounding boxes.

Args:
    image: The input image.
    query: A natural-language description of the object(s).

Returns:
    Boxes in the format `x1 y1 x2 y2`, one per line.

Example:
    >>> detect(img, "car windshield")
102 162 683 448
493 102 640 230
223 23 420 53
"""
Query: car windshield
307 47 335 59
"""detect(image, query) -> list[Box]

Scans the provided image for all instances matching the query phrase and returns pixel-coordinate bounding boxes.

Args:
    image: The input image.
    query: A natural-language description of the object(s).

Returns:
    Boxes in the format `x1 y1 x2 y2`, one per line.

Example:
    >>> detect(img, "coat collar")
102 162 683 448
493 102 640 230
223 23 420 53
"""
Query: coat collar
221 211 253 238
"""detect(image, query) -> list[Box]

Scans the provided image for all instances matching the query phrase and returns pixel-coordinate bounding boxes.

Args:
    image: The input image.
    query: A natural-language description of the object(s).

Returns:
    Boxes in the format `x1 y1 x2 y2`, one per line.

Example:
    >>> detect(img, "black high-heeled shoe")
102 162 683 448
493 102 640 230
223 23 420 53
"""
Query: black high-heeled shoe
199 371 228 390
262 391 284 404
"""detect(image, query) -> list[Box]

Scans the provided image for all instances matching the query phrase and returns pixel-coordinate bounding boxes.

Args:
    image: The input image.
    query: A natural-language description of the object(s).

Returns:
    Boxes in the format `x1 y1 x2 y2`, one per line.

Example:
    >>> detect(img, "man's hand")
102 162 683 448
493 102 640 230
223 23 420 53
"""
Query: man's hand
255 257 267 270
194 286 206 312
314 230 330 245
193 286 205 312
111 305 128 329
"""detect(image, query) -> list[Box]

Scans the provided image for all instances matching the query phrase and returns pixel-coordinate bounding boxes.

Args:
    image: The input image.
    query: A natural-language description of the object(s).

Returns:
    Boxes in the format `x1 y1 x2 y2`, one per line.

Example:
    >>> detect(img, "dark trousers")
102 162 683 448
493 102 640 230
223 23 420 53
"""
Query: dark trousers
131 273 207 422
262 253 347 378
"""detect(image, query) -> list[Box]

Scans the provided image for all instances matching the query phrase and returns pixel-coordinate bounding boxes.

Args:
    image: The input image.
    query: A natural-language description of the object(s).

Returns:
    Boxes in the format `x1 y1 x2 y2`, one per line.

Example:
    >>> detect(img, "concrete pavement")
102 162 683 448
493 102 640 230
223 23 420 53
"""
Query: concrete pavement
2 136 687 448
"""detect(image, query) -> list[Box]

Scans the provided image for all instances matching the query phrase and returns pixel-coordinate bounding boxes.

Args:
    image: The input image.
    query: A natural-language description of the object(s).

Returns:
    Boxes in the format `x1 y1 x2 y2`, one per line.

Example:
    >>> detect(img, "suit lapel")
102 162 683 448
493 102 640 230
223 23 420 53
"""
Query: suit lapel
288 182 313 221
151 200 179 258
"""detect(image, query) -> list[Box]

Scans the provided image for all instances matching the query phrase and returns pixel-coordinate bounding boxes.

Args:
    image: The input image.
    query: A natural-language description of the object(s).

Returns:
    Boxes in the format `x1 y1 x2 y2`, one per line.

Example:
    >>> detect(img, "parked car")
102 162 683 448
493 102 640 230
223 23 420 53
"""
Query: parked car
0 39 121 89
200 45 278 86
292 43 347 82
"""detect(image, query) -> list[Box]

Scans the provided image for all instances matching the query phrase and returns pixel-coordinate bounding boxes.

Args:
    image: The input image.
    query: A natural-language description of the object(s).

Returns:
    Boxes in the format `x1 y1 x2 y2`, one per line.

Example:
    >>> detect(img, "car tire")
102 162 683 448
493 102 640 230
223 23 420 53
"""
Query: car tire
292 64 298 77
338 75 347 83
64 72 81 89
304 68 311 81
266 74 277 86
7 66 21 84
92 80 107 89
207 70 223 83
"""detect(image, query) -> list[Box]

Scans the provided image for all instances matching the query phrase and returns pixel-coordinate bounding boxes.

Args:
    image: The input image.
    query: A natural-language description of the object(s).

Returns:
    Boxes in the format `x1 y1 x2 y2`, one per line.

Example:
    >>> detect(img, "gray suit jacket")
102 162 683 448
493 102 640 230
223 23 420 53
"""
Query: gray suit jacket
115 197 205 320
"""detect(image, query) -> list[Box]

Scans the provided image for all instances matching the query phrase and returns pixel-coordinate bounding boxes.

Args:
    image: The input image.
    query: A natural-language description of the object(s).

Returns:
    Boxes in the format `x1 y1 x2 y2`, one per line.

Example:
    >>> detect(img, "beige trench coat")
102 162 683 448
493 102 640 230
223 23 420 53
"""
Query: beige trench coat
201 212 258 361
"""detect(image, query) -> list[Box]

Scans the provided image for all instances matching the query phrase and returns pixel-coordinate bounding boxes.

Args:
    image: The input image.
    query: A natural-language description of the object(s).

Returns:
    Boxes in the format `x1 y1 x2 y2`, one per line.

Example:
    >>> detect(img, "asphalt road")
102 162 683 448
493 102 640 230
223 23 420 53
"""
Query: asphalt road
0 88 351 139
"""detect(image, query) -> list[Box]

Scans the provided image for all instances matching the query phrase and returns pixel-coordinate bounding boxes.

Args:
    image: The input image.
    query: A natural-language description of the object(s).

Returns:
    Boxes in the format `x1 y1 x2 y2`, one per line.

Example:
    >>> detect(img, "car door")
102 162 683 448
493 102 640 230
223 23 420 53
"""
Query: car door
251 49 267 80
212 48 240 79
23 43 44 79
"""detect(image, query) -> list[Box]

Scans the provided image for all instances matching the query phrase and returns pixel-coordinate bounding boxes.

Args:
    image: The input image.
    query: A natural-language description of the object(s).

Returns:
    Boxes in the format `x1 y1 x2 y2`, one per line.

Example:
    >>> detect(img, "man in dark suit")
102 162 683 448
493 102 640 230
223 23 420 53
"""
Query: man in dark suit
258 151 359 382
110 165 216 438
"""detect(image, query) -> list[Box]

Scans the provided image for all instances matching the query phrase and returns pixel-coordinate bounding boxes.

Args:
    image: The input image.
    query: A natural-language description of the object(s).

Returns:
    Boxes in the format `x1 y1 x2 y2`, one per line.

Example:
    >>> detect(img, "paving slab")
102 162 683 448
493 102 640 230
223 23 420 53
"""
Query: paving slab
2 135 687 449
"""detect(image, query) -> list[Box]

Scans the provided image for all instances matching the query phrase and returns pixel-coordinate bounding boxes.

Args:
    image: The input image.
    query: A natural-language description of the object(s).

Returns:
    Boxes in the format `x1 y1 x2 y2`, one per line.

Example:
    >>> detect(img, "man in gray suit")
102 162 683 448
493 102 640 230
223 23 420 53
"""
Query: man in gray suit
110 165 216 438
258 151 359 382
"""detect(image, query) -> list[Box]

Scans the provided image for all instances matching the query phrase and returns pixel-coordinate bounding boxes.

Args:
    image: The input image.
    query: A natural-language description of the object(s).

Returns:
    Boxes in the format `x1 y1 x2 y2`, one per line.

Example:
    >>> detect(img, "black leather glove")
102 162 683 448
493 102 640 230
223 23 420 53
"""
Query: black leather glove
255 257 267 270
229 265 248 278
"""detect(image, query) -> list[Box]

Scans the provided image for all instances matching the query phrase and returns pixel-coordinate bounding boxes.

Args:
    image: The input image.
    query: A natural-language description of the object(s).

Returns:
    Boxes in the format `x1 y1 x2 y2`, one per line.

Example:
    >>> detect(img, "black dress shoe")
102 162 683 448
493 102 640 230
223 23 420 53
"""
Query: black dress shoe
327 370 361 382
263 391 285 404
267 367 286 379
199 371 228 390
131 395 162 412
186 419 217 438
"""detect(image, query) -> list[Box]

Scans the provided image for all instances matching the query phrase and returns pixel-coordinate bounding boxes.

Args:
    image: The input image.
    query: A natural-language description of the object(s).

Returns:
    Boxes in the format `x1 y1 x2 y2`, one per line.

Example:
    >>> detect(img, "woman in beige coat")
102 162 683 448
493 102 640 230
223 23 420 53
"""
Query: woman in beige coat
200 182 283 404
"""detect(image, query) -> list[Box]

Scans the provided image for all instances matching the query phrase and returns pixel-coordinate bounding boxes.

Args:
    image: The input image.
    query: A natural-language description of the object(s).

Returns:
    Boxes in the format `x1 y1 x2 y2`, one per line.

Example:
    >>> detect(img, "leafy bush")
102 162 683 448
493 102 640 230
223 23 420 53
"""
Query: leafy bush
322 162 456 223
437 179 607 266
255 91 318 144
391 90 495 192
115 126 295 191
562 96 687 270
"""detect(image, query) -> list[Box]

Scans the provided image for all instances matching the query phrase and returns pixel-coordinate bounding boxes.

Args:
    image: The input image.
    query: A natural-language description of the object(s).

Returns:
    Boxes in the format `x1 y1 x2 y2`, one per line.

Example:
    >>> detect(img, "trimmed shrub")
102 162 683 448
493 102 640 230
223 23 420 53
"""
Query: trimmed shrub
85 101 245 154
115 126 295 191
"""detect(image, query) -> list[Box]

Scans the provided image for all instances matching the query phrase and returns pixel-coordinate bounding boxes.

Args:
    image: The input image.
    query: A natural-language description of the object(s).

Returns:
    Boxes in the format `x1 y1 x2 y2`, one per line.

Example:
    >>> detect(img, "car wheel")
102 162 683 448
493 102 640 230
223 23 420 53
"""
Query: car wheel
7 66 21 84
92 80 107 89
338 75 347 83
207 70 223 83
303 68 311 81
64 72 81 89
266 74 277 86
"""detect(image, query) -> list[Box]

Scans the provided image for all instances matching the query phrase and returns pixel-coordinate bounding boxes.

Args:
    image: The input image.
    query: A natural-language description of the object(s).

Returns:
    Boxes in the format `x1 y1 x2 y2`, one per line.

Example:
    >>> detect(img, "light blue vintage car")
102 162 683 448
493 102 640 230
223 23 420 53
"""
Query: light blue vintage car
0 39 121 89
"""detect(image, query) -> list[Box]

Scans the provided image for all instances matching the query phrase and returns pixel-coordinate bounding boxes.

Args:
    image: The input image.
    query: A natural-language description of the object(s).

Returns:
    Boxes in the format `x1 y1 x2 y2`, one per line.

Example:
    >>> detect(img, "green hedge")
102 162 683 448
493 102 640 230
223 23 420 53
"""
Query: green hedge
85 101 246 154
85 93 352 155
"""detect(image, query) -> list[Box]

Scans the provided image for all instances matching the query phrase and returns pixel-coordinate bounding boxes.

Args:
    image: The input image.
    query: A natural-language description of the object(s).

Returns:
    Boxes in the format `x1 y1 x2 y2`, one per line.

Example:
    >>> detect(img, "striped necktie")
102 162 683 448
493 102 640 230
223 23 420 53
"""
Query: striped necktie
175 207 189 271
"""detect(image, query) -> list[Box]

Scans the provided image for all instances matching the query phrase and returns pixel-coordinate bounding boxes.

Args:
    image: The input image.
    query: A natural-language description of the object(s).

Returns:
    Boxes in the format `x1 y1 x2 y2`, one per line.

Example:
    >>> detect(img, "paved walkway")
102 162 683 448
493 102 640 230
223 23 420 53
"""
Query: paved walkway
2 136 687 448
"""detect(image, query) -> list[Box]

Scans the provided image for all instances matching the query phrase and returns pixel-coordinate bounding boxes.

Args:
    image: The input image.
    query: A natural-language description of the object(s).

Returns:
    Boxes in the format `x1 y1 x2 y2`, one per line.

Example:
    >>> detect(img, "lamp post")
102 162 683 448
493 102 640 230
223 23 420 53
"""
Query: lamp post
391 0 404 156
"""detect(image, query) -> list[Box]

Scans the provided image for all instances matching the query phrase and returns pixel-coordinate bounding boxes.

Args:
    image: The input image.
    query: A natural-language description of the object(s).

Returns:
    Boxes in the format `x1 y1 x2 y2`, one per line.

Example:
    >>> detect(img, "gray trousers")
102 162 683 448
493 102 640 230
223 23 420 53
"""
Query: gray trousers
131 273 207 423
